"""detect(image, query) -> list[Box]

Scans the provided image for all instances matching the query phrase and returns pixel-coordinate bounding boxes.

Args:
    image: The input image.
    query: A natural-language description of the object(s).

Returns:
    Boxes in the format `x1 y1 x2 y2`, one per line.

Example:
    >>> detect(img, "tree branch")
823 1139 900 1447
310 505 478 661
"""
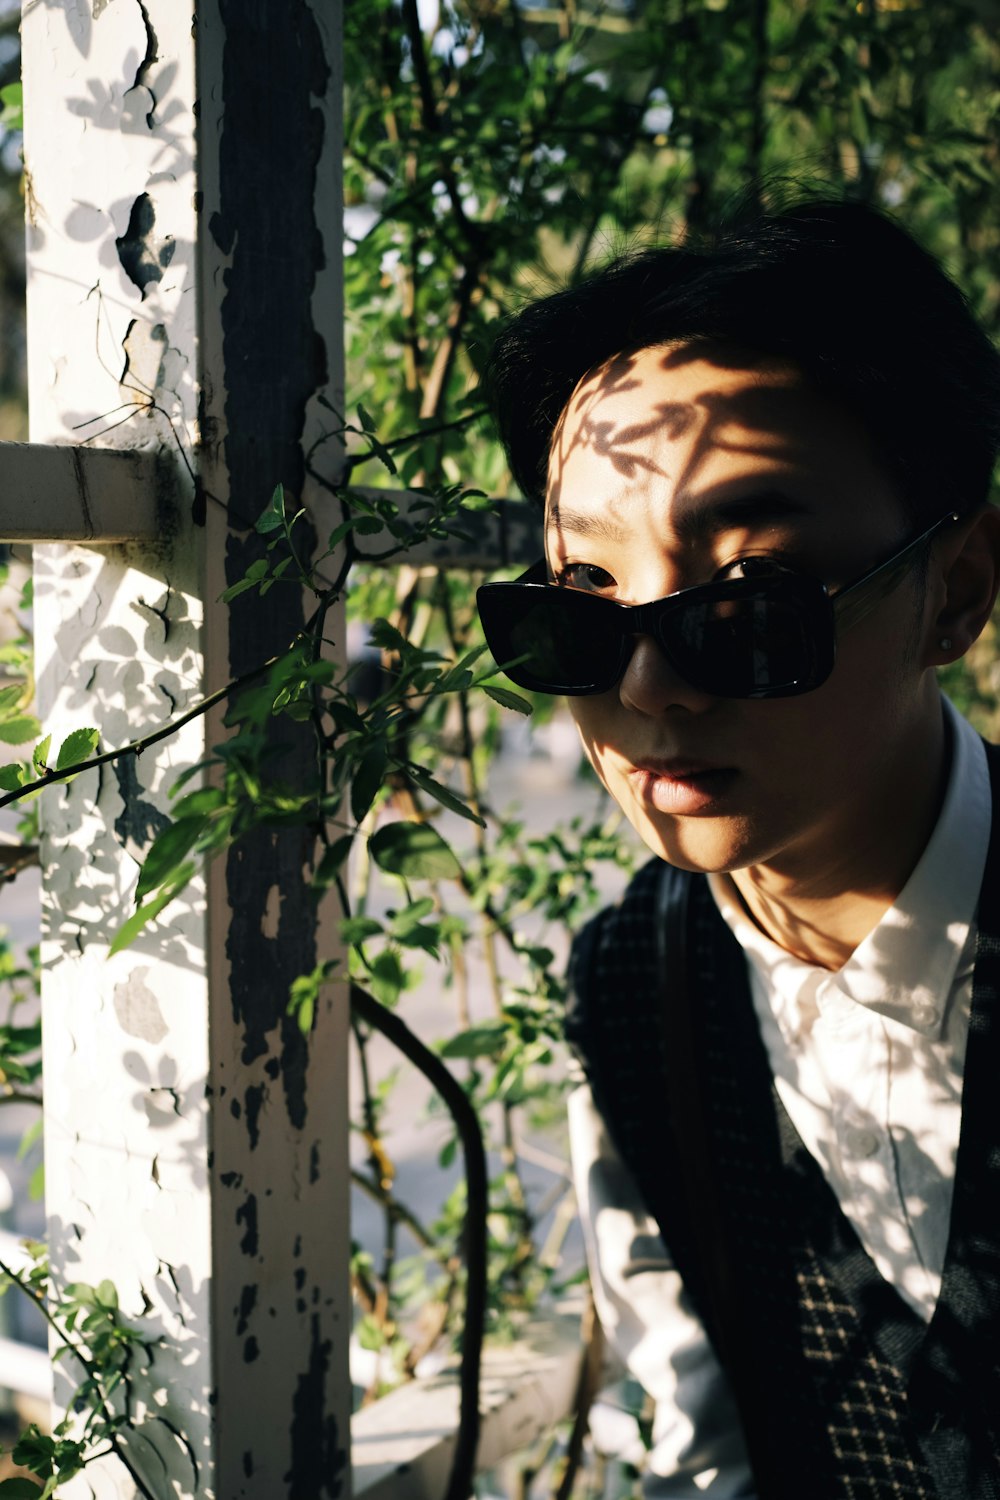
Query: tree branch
0 640 306 812
551 1290 604 1500
350 983 486 1500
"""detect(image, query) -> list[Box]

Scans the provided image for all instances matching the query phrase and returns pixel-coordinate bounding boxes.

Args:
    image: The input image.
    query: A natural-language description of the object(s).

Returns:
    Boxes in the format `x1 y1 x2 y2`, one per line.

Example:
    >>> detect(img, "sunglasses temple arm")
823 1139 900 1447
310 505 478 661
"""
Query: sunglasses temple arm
832 511 960 637
832 550 921 636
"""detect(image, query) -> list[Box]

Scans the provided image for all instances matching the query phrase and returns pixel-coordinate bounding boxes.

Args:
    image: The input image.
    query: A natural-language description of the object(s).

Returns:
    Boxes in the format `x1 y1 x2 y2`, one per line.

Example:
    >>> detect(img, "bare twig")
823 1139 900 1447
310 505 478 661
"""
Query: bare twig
400 0 487 258
0 842 39 881
350 983 486 1500
0 602 328 813
551 1290 604 1500
419 263 482 422
0 1256 160 1500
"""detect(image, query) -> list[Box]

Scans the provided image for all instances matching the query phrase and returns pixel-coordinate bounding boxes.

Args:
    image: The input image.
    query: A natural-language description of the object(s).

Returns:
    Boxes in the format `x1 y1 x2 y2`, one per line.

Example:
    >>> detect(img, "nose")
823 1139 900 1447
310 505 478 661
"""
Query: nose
618 634 718 716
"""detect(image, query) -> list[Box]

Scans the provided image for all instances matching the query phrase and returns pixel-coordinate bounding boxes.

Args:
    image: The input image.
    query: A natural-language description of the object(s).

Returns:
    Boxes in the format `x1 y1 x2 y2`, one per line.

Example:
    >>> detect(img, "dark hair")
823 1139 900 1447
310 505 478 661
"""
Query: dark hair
485 200 1000 524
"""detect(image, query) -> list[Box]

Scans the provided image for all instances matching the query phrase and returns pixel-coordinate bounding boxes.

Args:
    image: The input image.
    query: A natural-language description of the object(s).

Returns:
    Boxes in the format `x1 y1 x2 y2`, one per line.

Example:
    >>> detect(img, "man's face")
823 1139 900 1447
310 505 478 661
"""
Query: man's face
546 343 940 880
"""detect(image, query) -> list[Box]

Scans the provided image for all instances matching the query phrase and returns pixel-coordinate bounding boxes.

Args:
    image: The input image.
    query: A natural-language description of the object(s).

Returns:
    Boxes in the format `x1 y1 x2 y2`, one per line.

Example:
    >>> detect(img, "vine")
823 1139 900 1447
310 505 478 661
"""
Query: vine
0 455 634 1497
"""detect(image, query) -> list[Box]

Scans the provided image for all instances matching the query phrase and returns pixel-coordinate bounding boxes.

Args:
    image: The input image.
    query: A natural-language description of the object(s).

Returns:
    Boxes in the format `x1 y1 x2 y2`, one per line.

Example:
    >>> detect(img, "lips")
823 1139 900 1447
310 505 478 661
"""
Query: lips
632 757 726 778
626 758 737 815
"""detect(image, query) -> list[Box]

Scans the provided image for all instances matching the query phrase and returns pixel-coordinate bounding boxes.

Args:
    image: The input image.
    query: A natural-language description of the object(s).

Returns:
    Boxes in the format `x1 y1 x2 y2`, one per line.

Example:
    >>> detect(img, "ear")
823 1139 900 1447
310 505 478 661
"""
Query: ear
925 505 1000 667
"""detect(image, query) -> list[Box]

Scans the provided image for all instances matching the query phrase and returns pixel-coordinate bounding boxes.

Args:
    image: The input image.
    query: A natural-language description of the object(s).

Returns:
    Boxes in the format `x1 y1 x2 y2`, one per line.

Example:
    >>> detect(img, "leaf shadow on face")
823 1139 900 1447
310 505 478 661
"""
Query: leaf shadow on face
545 340 819 567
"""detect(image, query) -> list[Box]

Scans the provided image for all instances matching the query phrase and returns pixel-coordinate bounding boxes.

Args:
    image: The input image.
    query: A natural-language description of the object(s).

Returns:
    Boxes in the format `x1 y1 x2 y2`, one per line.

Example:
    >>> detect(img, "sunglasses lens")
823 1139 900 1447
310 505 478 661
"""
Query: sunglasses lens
478 584 623 694
478 573 831 699
666 584 826 697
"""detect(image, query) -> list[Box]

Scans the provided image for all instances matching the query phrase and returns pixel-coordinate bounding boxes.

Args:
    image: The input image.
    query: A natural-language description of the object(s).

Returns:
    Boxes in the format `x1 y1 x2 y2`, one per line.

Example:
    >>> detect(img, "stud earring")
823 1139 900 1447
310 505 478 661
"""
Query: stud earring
939 637 953 651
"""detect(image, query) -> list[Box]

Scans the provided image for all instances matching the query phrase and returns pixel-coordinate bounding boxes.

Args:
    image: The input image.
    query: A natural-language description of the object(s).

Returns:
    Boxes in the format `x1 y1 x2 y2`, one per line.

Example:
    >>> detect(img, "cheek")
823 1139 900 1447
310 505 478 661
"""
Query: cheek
567 697 625 793
568 699 608 770
760 629 917 789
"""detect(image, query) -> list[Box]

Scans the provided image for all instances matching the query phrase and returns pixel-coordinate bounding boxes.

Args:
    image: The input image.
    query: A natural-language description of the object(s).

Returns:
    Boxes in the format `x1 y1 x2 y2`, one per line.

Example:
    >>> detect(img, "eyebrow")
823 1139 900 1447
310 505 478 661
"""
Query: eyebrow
545 506 628 545
547 490 811 547
673 490 812 544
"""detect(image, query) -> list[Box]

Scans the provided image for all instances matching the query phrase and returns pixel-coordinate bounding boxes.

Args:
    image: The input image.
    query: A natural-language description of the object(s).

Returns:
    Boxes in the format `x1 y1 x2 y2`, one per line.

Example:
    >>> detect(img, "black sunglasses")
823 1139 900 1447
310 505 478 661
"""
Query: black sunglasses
476 510 961 700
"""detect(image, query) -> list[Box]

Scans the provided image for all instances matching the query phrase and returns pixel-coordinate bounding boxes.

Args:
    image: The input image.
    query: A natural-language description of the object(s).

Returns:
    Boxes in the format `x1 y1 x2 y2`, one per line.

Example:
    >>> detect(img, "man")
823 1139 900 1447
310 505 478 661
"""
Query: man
476 200 1000 1497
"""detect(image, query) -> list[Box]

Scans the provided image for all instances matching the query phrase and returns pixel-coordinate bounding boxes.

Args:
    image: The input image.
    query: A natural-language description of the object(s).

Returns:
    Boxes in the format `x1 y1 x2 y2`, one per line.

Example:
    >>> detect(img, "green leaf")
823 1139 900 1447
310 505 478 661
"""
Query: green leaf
17 1119 42 1161
392 920 441 954
340 916 382 944
0 1479 48 1497
351 740 388 824
0 81 22 132
481 684 533 715
390 897 435 929
328 701 365 734
437 643 490 692
32 736 51 774
327 518 354 550
135 816 207 903
55 727 99 771
171 786 224 821
108 864 195 957
63 1283 96 1306
357 403 377 435
367 618 410 654
168 759 213 796
357 1312 384 1350
254 484 287 534
369 821 462 881
0 763 26 792
314 835 354 886
95 1279 118 1310
28 1160 44 1201
438 1135 458 1169
407 767 485 826
369 949 406 1007
440 1021 507 1059
220 577 260 602
0 683 23 714
0 716 40 746
289 960 338 1034
221 558 269 602
367 436 397 475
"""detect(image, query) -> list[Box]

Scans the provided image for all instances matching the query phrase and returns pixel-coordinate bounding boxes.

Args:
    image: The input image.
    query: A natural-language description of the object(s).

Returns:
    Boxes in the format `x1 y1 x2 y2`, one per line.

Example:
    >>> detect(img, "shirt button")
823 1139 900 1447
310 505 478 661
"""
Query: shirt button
846 1128 880 1158
911 1003 940 1029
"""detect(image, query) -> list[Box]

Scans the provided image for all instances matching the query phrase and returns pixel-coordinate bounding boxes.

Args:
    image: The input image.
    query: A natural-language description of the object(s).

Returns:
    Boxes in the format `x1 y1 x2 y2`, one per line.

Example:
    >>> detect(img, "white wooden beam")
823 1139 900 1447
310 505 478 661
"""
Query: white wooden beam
23 5 349 1499
0 445 167 543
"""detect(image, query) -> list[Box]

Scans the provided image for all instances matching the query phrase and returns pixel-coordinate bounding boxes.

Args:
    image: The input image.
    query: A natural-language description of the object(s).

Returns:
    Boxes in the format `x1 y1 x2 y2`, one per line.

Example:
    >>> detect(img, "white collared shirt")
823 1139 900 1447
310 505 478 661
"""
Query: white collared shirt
568 698 991 1496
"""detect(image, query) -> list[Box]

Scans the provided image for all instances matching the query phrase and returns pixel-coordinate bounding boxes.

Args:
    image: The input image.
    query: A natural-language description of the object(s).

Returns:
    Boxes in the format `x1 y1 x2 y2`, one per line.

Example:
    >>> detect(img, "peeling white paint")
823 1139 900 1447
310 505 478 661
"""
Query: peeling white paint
261 883 281 940
113 967 169 1043
24 1 351 1498
24 2 209 1496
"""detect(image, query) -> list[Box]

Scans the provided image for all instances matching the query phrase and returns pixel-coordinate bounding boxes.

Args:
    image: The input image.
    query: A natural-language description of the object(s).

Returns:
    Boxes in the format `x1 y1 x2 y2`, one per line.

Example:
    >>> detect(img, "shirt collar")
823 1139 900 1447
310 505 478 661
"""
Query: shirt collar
709 697 991 1042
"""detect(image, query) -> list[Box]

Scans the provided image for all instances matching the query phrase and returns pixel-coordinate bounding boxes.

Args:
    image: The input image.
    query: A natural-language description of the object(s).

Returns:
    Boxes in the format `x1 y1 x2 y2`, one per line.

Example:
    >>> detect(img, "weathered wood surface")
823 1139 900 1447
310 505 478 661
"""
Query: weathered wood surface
23 3 349 1496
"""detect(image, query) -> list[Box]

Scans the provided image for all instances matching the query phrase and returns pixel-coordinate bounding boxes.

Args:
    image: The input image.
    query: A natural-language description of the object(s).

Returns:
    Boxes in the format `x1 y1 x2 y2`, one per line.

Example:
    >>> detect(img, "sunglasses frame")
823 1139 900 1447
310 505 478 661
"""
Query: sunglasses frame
476 509 963 700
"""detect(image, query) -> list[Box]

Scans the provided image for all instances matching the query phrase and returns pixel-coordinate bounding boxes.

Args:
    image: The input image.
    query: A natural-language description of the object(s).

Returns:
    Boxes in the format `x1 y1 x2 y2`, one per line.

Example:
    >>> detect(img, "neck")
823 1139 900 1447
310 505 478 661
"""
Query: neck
730 696 950 971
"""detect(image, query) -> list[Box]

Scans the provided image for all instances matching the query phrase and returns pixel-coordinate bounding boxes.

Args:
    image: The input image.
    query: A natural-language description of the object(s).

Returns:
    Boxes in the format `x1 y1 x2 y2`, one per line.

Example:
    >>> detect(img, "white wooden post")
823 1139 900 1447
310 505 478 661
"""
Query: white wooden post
21 4 349 1496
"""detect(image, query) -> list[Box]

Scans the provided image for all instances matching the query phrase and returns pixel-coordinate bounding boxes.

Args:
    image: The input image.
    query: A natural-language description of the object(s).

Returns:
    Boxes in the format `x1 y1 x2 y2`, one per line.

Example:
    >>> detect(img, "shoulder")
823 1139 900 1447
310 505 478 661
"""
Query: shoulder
567 856 666 992
565 856 691 1065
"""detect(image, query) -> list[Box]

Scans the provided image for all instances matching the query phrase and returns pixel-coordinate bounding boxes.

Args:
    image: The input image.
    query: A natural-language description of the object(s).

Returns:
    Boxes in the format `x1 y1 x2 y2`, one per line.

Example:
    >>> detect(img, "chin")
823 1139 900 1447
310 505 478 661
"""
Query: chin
624 804 759 876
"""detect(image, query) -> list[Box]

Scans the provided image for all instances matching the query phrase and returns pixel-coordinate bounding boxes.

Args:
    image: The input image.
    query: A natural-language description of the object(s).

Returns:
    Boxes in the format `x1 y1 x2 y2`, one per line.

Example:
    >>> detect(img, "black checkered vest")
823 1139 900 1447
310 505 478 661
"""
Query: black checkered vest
566 742 1000 1500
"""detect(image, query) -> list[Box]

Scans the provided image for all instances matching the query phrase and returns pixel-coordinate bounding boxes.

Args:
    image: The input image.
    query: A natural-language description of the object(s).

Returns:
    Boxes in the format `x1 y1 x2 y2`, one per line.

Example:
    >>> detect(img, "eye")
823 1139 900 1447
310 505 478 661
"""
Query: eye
553 562 617 593
715 553 792 582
